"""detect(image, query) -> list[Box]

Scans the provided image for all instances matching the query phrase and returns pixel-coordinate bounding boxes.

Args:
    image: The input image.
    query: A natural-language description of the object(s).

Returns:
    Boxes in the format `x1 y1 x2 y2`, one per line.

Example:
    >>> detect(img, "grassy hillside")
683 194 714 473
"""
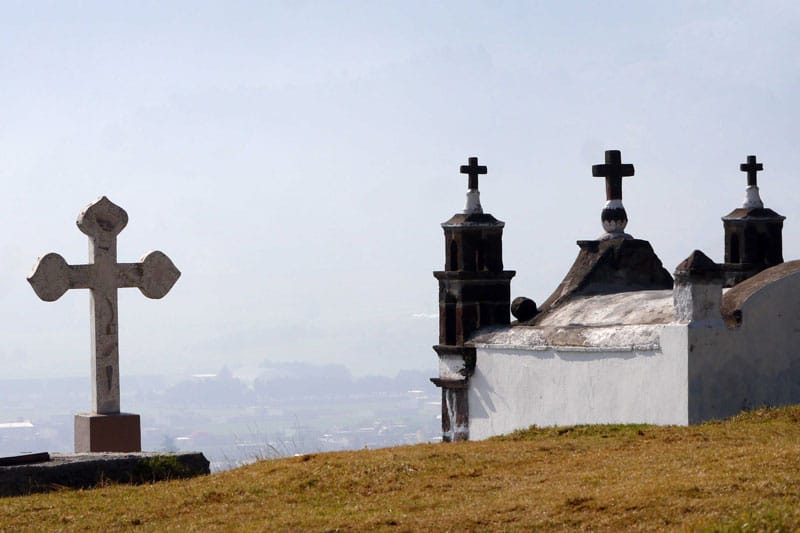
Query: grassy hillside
2 407 800 531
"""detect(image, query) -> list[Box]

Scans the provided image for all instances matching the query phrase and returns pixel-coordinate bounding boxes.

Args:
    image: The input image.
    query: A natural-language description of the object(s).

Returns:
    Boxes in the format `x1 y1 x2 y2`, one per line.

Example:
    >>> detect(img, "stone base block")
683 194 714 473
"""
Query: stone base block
0 452 210 497
75 413 141 453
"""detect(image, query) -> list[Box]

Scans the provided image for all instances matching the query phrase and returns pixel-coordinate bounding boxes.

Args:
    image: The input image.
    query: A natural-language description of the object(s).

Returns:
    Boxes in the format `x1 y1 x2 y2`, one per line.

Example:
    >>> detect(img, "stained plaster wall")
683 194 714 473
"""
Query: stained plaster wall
468 325 689 440
688 271 800 422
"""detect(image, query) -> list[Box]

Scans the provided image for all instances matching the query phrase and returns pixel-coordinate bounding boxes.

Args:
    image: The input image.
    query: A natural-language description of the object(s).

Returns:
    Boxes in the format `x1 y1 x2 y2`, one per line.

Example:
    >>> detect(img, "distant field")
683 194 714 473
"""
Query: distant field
2 407 800 530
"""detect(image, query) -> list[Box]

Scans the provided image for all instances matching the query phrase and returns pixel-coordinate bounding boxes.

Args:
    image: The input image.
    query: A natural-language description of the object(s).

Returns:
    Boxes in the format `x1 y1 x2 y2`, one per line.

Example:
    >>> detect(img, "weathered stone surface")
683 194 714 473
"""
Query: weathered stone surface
721 207 785 287
27 253 73 301
28 196 180 418
440 386 469 442
675 249 719 275
0 453 50 467
592 150 635 239
531 237 673 324
721 260 800 327
435 166 515 347
473 290 673 354
28 196 180 453
536 290 673 328
673 250 724 325
432 157 515 443
74 413 141 453
440 212 503 228
137 251 181 299
721 155 785 287
0 452 209 497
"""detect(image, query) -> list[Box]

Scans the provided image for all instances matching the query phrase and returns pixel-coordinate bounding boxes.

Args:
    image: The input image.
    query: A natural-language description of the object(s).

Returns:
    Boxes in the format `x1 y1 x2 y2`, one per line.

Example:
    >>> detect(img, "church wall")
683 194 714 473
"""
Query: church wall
468 325 689 440
689 271 800 422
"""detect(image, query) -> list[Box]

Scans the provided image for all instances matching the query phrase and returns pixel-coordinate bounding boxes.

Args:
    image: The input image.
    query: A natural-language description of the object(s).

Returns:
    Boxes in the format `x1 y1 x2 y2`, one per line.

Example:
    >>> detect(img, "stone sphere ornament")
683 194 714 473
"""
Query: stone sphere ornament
511 297 538 322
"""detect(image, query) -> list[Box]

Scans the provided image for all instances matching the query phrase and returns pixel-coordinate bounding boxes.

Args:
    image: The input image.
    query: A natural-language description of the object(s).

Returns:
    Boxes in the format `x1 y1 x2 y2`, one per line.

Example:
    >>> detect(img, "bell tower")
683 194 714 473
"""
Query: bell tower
431 157 515 442
722 155 785 287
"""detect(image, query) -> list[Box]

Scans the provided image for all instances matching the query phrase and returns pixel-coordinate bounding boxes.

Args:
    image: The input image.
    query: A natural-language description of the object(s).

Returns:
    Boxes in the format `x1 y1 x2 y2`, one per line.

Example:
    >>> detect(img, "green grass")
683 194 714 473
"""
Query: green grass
2 406 800 531
131 456 194 482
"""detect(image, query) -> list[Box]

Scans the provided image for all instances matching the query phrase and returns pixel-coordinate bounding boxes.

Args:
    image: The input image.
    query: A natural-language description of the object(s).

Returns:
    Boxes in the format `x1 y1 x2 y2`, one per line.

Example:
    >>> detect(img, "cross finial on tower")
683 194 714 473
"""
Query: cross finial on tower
740 155 763 187
739 154 765 208
460 156 487 190
591 150 635 240
459 156 487 214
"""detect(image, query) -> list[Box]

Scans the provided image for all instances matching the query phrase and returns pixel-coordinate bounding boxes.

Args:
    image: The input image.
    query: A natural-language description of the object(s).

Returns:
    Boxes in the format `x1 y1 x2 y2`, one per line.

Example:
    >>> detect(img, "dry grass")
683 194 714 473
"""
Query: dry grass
3 407 800 531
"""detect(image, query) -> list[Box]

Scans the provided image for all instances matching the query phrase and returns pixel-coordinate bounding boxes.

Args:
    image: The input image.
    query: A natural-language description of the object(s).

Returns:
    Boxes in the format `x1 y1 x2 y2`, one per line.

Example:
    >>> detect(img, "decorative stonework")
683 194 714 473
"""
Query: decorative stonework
591 150 635 240
459 156 487 214
28 197 180 452
721 155 785 287
533 237 673 322
432 157 515 442
740 155 764 208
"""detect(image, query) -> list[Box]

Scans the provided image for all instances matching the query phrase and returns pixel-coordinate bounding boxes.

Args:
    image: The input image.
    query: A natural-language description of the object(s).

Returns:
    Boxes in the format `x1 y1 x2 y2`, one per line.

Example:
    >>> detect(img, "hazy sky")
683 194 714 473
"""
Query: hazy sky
2 1 800 380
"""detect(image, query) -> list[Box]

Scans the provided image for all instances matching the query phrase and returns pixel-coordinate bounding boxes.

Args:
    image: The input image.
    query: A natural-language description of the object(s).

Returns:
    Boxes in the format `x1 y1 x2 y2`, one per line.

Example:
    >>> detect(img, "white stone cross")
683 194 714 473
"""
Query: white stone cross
28 197 180 415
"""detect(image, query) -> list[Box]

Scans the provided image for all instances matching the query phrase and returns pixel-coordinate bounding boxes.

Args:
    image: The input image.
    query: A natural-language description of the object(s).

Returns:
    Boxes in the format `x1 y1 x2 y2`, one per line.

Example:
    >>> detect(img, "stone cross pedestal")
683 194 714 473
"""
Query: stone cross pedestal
740 154 765 208
592 149 635 240
28 197 180 453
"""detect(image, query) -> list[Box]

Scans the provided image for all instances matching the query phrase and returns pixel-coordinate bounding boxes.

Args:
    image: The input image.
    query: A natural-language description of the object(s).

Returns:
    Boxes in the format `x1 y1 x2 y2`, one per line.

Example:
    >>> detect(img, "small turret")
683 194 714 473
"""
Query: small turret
431 156 515 442
721 155 785 287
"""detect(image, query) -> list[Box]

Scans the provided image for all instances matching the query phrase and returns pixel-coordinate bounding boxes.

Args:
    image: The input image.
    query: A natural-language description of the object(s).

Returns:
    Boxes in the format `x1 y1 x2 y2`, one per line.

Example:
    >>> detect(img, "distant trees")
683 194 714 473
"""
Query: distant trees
161 366 254 407
253 362 436 400
157 362 437 407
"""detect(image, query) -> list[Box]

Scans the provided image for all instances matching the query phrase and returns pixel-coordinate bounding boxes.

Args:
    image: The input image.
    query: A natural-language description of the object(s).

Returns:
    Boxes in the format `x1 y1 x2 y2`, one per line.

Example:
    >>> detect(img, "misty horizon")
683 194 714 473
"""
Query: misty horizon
2 2 799 384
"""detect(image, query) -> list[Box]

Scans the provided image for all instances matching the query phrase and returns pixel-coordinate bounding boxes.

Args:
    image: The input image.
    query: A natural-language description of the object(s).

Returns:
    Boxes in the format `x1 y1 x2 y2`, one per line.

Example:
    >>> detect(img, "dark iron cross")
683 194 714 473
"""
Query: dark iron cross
592 150 635 200
460 156 487 190
740 155 763 187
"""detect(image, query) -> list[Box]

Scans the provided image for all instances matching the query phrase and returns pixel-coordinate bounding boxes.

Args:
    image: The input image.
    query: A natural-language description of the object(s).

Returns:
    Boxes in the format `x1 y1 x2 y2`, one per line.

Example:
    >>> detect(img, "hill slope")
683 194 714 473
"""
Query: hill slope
2 407 800 530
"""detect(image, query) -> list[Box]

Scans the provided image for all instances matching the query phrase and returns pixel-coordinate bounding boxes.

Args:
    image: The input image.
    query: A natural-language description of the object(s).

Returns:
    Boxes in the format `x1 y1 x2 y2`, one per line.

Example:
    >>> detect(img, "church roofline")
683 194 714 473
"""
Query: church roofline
721 259 800 327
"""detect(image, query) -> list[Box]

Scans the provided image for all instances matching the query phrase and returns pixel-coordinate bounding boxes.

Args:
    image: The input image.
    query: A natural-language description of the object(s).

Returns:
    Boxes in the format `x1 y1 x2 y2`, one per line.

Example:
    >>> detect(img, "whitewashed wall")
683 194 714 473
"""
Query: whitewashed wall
689 270 800 422
468 325 689 439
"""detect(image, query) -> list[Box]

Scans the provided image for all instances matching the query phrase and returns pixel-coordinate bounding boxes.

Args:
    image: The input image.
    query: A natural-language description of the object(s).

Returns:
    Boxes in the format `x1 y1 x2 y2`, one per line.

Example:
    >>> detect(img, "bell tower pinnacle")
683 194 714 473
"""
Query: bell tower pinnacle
431 156 515 442
461 156 487 214
721 154 785 287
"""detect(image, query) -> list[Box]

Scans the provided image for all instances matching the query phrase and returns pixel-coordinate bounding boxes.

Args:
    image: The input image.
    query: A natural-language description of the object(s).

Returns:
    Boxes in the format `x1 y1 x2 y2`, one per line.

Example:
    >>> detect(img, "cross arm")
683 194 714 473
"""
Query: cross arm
591 163 634 178
28 253 91 301
117 251 181 299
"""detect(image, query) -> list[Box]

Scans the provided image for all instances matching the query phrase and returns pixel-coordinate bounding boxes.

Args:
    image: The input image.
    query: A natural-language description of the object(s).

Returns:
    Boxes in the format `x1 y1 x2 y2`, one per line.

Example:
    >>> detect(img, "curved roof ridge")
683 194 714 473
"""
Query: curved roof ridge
721 260 800 326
